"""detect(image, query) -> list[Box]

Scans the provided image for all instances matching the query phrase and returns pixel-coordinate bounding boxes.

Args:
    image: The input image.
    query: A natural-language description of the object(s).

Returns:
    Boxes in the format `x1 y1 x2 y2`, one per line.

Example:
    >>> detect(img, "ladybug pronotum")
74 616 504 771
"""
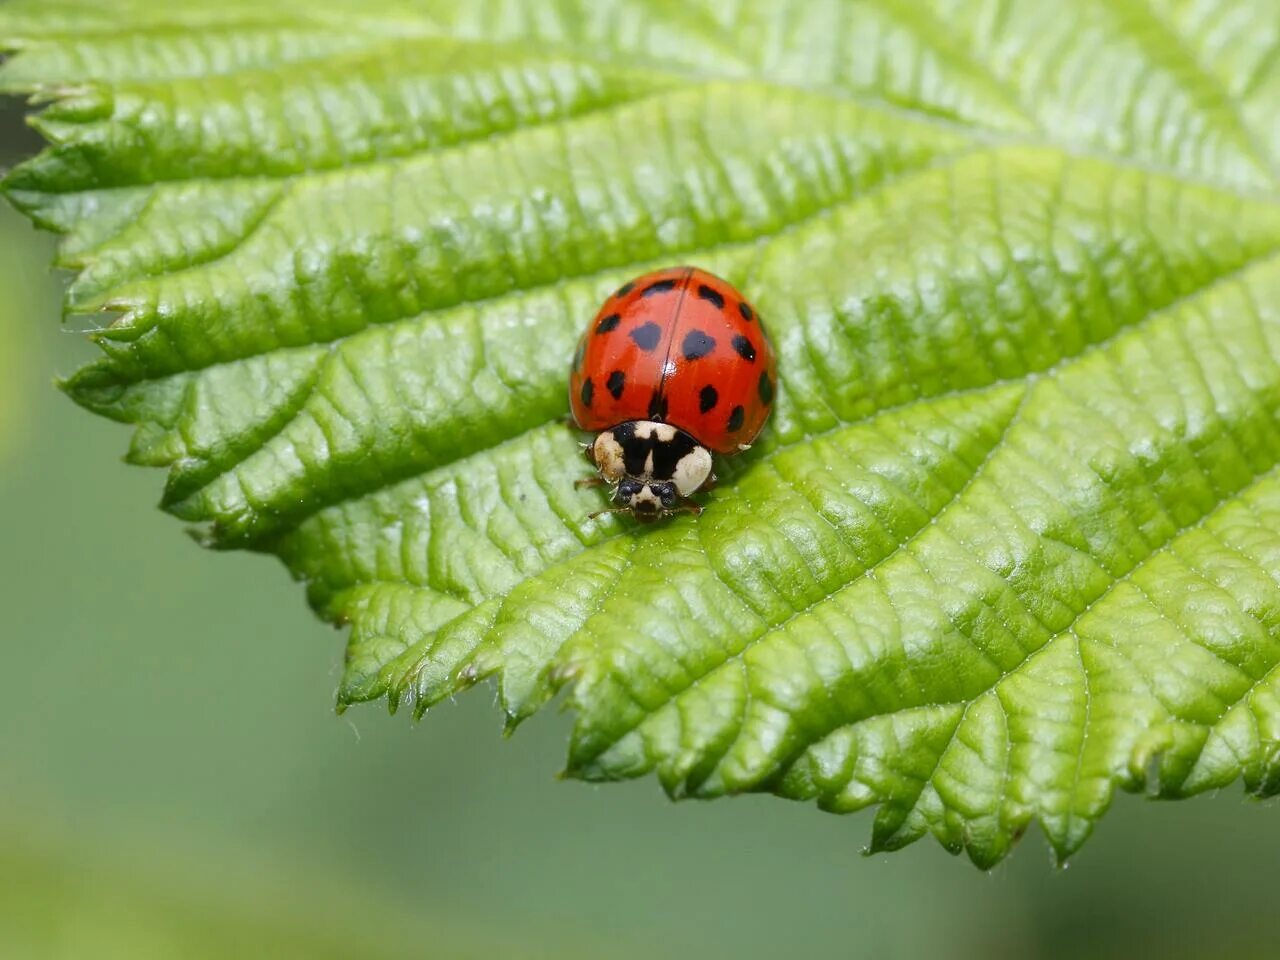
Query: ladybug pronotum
569 266 777 521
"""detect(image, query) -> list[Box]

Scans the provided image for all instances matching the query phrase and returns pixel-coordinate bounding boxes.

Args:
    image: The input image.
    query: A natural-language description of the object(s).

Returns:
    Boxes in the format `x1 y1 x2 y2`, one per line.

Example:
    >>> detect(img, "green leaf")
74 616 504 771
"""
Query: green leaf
5 0 1280 867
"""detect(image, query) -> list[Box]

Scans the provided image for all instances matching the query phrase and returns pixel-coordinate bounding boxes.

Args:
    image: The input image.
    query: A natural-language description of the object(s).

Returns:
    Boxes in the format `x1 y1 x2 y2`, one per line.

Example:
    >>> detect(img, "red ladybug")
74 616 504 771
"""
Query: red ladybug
569 266 777 521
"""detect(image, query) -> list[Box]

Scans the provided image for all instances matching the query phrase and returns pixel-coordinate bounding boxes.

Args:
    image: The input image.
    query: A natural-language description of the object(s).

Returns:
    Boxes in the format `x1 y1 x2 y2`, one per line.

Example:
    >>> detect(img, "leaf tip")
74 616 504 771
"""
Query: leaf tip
32 83 111 120
455 661 483 689
184 524 219 550
58 364 122 409
547 659 582 689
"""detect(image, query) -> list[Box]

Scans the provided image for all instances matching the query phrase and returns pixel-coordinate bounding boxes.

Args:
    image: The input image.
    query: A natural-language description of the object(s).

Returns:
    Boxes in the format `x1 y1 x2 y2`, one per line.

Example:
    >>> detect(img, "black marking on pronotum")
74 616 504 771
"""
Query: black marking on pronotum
612 421 648 477
731 335 757 362
607 369 626 399
596 313 621 334
682 329 716 360
699 384 718 413
615 282 634 298
648 390 668 421
580 377 594 407
727 405 745 431
696 284 725 309
630 321 662 351
758 371 773 405
641 278 678 297
738 302 754 322
651 428 699 479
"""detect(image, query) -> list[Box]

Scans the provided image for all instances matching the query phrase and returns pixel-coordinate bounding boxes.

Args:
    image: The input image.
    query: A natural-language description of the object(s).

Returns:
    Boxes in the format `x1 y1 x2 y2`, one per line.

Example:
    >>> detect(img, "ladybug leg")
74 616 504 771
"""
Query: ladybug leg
575 475 607 489
699 472 718 492
669 501 703 517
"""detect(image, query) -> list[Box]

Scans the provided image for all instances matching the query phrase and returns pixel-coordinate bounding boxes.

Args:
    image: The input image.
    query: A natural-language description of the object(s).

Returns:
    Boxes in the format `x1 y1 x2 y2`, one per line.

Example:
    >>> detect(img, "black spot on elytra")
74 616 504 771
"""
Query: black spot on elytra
641 278 678 297
614 282 634 298
758 371 773 405
699 384 718 413
696 284 725 309
727 405 745 431
606 369 626 399
732 335 757 362
648 391 668 421
630 322 662 351
595 313 621 334
580 377 594 407
682 329 716 361
738 302 755 322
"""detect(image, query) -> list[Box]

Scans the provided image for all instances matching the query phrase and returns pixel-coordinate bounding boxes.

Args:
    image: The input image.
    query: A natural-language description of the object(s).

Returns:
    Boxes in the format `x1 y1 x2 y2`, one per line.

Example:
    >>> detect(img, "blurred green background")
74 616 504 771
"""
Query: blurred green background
0 100 1277 960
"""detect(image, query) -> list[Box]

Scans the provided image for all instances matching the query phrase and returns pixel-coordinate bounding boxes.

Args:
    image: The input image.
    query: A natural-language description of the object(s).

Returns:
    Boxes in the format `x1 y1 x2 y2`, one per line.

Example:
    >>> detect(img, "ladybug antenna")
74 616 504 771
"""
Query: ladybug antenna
587 504 704 521
587 506 634 520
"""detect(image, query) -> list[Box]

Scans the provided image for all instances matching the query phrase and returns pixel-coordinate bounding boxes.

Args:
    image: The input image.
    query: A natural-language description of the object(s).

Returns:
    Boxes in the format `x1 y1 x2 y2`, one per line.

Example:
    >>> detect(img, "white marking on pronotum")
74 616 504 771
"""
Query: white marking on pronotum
633 420 677 442
672 446 713 496
591 430 626 482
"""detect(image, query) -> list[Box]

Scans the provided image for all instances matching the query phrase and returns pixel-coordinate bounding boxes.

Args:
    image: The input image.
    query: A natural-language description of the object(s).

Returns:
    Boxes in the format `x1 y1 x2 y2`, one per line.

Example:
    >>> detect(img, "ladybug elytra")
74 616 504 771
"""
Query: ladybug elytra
569 266 777 521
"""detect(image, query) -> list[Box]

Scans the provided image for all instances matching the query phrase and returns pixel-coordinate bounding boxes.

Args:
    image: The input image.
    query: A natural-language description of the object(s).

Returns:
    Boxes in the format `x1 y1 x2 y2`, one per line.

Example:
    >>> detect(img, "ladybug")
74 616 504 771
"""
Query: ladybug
569 266 777 521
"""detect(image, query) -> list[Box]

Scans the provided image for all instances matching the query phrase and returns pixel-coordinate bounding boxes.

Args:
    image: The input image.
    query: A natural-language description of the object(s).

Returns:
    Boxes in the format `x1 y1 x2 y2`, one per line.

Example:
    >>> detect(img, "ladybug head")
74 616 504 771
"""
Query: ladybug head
617 477 678 521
